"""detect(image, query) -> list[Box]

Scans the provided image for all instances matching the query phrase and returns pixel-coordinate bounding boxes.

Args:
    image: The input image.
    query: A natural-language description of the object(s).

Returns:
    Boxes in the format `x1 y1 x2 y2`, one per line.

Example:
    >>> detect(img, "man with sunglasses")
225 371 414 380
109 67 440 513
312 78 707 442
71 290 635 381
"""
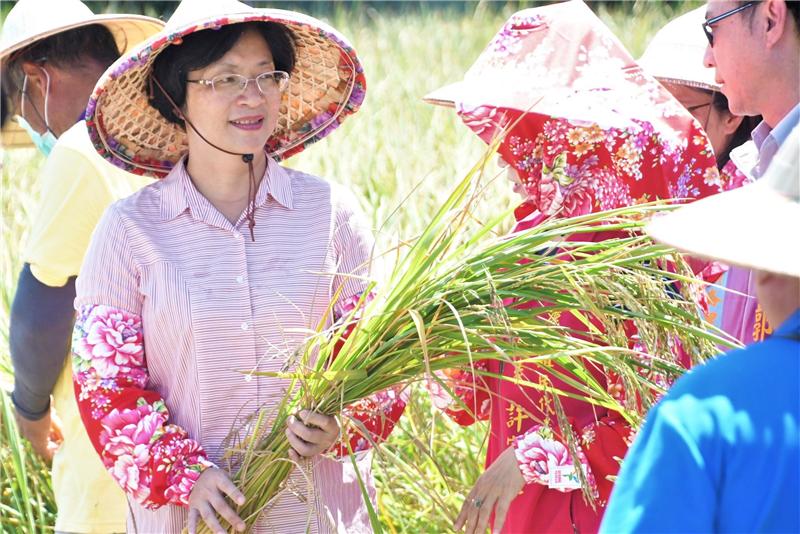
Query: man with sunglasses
699 2 798 353
702 0 799 178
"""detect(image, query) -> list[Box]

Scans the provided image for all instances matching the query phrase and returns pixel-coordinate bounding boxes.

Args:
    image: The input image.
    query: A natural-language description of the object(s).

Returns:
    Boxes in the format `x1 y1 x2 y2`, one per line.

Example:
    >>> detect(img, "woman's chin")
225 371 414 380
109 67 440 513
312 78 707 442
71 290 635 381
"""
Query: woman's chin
230 134 270 155
223 121 268 145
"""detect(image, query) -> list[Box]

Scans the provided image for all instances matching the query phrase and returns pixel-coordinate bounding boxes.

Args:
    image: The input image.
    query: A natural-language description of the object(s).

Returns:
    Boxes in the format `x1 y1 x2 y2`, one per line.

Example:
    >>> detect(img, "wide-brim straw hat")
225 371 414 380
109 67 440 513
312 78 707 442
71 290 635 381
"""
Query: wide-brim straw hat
638 6 721 92
86 0 366 177
0 0 164 149
648 126 800 278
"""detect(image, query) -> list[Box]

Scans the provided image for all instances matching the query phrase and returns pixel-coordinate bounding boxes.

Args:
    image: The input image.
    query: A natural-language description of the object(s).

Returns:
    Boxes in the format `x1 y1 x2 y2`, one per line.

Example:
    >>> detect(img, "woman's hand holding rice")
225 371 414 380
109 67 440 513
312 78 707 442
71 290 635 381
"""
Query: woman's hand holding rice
285 410 342 461
187 468 246 534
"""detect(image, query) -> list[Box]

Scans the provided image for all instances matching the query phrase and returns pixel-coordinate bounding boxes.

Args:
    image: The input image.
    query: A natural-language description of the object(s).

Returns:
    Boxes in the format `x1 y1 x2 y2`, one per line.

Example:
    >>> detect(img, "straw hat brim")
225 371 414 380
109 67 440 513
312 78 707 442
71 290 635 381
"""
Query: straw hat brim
1 14 164 150
648 125 799 278
0 14 165 61
422 65 720 112
647 183 800 277
652 76 721 93
87 9 366 177
423 82 459 108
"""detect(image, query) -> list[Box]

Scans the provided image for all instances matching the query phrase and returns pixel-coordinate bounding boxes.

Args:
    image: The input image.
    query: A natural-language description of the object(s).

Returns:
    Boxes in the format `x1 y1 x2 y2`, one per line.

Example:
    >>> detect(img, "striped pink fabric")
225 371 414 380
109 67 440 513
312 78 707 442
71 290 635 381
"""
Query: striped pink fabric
75 157 377 533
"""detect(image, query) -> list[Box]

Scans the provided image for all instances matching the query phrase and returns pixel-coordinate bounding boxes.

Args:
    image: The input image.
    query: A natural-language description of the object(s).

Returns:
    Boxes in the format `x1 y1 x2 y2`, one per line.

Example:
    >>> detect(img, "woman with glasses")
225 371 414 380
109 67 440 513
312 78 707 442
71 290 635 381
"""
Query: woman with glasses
70 1 404 532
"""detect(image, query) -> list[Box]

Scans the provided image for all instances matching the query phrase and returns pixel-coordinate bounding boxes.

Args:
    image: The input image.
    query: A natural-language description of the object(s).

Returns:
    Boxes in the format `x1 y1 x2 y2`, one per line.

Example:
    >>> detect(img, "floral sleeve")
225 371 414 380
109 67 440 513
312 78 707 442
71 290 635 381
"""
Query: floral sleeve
513 424 596 494
512 331 658 503
329 292 407 456
331 387 408 456
512 414 634 504
72 304 214 509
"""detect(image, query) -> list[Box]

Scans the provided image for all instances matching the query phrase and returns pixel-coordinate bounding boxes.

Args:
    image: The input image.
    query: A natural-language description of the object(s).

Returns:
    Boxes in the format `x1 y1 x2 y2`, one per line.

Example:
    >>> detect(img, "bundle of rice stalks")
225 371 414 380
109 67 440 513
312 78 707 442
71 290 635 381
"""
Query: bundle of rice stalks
200 153 728 532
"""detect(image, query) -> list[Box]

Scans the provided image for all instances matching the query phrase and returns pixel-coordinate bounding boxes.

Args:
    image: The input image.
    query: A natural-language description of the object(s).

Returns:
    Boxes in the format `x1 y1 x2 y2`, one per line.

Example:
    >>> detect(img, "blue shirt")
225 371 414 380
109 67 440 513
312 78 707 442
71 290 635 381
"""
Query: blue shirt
600 309 800 533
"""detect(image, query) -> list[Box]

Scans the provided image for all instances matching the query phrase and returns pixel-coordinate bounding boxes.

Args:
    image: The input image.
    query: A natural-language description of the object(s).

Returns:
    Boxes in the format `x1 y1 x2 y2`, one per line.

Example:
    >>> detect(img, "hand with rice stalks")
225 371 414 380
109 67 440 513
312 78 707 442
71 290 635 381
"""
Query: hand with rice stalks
439 257 702 534
188 408 341 534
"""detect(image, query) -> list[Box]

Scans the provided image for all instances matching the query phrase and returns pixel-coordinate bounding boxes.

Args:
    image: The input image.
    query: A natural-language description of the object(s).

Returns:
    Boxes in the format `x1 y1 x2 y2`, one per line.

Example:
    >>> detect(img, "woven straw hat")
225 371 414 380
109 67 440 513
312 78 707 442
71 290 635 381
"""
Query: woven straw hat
86 0 366 177
638 7 720 92
0 0 164 149
647 126 800 277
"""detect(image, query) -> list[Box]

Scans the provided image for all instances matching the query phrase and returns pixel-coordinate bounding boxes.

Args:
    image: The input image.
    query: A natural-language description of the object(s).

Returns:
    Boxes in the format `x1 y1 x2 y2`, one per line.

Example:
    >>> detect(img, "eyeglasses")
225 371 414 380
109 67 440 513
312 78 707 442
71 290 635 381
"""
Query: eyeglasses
702 1 756 46
186 71 290 96
686 102 712 113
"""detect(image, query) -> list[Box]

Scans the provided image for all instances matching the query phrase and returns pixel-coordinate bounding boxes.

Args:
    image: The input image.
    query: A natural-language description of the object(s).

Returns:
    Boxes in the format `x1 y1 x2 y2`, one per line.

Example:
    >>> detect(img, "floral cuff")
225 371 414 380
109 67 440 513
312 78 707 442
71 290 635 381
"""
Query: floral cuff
512 425 596 494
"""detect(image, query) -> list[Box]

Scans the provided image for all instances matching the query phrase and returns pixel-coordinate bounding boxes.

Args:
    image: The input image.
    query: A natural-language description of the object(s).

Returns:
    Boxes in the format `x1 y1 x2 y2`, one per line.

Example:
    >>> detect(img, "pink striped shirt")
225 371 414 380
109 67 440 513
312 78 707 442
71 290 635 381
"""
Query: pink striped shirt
72 157 393 533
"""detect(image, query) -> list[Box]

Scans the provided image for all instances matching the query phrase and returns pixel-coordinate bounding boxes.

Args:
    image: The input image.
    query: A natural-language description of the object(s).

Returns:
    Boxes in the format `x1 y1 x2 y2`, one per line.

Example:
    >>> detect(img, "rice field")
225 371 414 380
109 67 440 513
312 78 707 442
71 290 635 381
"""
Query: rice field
1 1 703 532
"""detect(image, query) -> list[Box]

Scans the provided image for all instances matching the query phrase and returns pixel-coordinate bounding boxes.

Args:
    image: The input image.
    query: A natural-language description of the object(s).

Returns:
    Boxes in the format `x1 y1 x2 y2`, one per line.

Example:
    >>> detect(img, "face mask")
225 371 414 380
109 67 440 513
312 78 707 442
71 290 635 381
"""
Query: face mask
16 114 57 156
19 69 58 156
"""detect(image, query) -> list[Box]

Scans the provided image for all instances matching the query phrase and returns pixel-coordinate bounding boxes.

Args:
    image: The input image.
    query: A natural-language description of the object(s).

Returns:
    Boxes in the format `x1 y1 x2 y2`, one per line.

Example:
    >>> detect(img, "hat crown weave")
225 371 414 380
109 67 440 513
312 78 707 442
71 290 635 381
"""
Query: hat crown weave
0 0 95 56
165 0 251 32
639 7 719 91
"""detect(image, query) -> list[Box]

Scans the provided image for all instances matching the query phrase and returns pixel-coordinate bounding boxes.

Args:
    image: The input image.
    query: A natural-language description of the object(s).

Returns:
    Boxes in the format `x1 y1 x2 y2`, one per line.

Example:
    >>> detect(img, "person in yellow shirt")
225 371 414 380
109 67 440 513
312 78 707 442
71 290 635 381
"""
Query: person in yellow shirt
1 1 162 532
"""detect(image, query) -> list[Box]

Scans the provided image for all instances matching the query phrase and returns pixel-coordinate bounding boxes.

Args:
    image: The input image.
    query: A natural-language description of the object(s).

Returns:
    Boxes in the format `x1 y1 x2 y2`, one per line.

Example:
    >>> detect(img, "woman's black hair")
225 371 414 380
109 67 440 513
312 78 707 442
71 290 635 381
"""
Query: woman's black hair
709 90 761 169
149 22 296 127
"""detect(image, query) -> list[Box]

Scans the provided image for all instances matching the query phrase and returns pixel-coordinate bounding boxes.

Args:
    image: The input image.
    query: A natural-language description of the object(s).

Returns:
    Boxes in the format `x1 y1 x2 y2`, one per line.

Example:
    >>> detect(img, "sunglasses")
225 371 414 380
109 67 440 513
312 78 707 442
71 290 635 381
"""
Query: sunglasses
702 1 756 46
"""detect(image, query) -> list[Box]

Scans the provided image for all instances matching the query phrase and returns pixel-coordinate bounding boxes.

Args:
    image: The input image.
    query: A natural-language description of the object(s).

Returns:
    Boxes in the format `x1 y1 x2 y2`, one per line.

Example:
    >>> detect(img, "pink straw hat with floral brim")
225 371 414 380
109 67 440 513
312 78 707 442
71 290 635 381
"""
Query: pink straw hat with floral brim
638 7 721 92
85 0 366 178
423 0 699 128
422 0 722 223
648 127 800 278
0 0 164 149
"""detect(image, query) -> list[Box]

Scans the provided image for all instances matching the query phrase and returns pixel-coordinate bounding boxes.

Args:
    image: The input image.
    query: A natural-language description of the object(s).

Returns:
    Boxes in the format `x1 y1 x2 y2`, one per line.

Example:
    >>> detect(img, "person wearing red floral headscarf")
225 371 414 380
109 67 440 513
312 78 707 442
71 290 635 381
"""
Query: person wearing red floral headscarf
424 3 729 532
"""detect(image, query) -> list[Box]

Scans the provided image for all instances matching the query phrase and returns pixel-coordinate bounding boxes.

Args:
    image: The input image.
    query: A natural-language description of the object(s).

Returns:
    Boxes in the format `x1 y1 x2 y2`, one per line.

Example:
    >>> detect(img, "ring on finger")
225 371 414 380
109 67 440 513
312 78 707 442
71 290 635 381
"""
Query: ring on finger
472 497 483 508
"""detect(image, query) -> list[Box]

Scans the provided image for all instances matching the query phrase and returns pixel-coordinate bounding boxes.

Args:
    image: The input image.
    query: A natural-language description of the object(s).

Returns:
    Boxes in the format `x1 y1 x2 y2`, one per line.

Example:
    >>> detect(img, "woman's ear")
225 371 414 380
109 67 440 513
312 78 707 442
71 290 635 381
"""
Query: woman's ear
722 111 745 136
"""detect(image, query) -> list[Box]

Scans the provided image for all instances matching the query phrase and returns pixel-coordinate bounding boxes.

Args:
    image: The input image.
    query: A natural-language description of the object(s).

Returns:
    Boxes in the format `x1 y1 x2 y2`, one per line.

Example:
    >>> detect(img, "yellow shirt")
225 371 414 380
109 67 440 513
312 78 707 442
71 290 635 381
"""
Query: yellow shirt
23 121 151 532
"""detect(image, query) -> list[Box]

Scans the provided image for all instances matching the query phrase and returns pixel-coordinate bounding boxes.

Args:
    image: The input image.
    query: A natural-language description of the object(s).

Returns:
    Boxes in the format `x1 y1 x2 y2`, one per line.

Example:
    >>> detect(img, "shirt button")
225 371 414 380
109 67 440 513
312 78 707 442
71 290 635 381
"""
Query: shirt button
240 322 249 331
236 275 245 284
